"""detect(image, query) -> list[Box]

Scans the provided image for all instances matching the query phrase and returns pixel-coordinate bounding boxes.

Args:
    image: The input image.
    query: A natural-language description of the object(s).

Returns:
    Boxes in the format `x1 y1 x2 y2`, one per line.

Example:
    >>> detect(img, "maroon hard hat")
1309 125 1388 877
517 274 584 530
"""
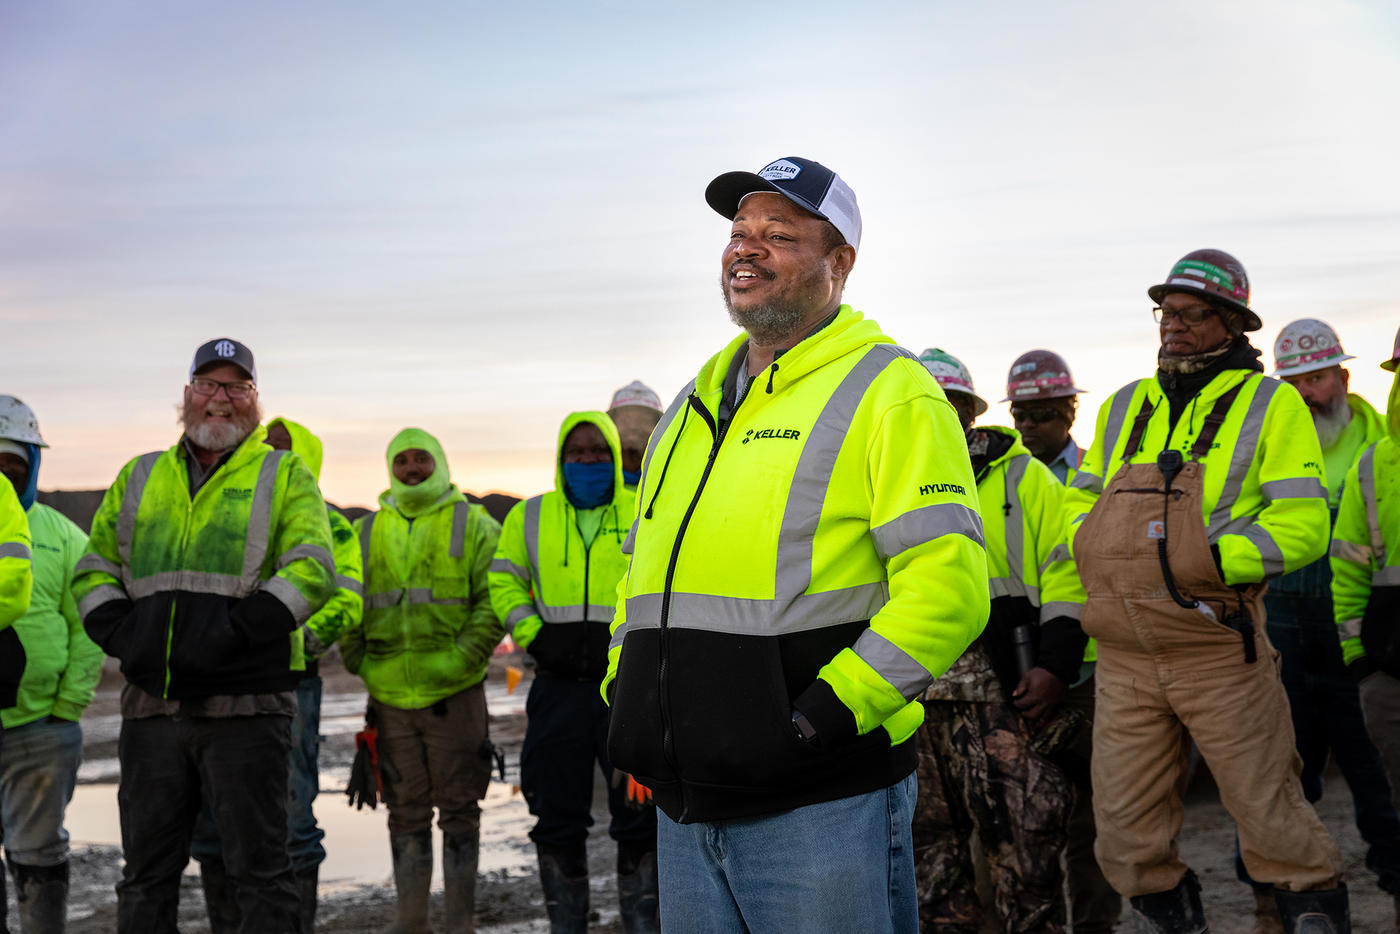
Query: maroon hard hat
1001 349 1085 403
1147 248 1261 332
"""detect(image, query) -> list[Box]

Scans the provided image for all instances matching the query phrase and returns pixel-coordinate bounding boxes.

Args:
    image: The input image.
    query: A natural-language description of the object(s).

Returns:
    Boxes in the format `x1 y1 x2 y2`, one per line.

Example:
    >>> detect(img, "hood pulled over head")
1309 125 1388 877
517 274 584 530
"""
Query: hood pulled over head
267 417 324 482
555 411 624 510
385 427 455 517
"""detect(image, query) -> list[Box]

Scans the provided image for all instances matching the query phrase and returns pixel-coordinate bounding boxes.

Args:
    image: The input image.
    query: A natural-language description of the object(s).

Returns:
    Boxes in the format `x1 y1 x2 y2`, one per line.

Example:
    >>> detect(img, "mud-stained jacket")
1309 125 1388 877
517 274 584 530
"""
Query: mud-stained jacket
489 411 634 681
346 490 502 710
932 427 1085 698
1331 373 1400 671
3 503 102 728
1065 369 1327 586
72 427 336 699
0 480 33 707
604 306 989 823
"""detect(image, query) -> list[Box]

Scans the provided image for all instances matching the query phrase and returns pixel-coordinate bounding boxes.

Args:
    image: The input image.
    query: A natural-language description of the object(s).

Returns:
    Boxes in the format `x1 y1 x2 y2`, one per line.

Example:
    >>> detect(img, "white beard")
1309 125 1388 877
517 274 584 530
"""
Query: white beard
1313 398 1352 450
185 418 251 452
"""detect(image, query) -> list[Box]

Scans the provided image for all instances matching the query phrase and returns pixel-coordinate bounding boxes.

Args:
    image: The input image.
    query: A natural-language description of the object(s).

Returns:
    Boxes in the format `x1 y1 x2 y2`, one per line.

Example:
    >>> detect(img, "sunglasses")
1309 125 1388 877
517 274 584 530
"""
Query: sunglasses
1010 407 1061 425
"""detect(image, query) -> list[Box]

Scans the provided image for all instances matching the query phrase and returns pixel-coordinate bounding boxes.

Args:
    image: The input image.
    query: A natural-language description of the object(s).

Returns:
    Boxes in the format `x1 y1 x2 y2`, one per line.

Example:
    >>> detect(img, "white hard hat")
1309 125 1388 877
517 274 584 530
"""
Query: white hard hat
1273 319 1355 378
0 396 47 448
918 348 988 416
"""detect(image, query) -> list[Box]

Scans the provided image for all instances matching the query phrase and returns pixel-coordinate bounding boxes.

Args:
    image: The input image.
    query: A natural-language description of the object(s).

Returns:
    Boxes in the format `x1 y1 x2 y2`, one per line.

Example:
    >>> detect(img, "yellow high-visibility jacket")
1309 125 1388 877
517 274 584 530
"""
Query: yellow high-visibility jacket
964 426 1085 690
346 491 502 709
1066 369 1328 586
1331 374 1400 668
72 428 335 699
0 480 33 708
490 411 634 681
604 306 989 822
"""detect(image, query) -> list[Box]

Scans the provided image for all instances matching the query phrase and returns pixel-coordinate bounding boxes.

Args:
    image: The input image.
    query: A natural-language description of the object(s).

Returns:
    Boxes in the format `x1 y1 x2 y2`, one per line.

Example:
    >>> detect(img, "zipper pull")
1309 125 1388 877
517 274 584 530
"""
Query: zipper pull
766 362 778 394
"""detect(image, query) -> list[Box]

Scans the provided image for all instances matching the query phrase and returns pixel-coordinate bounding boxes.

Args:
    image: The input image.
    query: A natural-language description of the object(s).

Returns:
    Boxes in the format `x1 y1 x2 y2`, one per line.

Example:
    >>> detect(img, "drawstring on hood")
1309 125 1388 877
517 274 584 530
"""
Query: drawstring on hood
645 401 691 520
383 428 457 518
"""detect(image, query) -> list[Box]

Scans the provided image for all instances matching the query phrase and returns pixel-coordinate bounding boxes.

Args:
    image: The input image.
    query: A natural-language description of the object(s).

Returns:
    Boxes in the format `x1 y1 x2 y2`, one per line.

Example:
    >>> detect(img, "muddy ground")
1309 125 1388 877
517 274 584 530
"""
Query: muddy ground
46 652 1400 932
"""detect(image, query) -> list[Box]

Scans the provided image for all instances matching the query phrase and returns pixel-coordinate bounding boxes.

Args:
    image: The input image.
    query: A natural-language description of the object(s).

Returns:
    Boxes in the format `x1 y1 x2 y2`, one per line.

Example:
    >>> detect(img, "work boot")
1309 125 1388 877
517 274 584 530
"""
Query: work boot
199 860 242 934
442 833 479 934
382 830 435 934
1253 887 1284 934
1273 884 1350 934
9 861 69 934
616 839 658 934
1129 870 1208 934
295 867 319 933
536 843 589 934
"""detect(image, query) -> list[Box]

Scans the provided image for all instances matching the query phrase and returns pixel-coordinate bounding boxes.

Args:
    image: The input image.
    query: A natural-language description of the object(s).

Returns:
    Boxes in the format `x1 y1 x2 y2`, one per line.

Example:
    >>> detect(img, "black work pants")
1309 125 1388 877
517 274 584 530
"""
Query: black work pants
116 713 300 934
521 675 655 849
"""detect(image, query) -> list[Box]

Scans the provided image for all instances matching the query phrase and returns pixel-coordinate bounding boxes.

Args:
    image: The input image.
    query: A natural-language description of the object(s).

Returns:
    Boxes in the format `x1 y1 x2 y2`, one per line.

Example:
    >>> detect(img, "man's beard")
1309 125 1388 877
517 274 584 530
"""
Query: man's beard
720 261 828 346
1311 393 1351 449
180 398 262 453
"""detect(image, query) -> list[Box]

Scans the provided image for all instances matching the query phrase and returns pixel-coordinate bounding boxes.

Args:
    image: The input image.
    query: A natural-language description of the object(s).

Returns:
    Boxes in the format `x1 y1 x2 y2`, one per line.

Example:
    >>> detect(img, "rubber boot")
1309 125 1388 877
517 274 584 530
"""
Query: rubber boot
442 833 478 934
616 839 658 934
199 861 242 934
1273 885 1350 934
9 861 69 934
536 843 589 934
1129 870 1208 934
1253 887 1285 934
295 867 319 934
382 831 434 934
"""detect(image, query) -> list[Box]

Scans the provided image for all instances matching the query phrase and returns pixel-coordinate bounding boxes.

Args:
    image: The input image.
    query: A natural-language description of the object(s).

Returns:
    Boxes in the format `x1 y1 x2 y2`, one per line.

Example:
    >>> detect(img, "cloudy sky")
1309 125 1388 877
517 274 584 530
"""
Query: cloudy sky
3 1 1398 507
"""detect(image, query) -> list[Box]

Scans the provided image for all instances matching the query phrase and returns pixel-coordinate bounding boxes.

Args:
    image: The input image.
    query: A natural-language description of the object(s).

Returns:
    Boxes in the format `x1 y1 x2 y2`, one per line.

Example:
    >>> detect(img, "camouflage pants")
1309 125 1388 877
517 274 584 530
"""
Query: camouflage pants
913 700 1073 933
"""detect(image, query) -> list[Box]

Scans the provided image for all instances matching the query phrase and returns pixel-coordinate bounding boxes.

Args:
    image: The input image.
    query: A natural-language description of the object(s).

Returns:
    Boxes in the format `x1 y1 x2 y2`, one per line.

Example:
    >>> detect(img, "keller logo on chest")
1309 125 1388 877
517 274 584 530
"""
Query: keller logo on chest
741 427 802 444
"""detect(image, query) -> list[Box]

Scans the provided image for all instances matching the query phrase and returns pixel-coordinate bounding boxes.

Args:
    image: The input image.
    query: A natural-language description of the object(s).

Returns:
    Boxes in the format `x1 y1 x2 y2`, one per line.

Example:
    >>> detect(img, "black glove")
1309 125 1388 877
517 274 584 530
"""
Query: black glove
346 727 379 810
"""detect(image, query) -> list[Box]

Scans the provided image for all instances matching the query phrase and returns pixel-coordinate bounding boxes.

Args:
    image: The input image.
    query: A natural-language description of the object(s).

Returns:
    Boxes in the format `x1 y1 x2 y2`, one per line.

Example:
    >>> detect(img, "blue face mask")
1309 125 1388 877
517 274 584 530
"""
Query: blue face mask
563 461 614 509
622 469 641 487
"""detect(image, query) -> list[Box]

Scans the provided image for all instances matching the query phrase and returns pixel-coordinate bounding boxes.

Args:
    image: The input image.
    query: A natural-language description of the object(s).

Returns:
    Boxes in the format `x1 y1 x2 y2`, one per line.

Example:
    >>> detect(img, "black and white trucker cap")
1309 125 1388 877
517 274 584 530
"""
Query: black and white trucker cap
189 337 257 384
704 157 862 252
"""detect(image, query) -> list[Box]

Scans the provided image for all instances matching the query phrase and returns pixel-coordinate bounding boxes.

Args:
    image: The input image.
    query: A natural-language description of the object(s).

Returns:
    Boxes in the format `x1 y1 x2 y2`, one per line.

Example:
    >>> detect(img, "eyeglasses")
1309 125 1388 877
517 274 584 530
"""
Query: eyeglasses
1153 304 1217 325
1011 407 1061 425
190 377 256 400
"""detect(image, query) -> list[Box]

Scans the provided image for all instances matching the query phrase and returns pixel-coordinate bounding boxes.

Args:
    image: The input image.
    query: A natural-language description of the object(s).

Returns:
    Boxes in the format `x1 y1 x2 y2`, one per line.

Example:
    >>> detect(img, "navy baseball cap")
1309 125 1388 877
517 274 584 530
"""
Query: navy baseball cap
705 157 862 252
189 337 257 384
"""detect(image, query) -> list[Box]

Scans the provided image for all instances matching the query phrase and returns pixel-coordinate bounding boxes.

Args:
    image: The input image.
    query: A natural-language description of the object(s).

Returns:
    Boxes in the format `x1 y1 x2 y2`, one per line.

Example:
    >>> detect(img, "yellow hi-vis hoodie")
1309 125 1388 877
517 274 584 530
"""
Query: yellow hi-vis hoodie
0 480 33 707
267 417 363 653
1065 369 1328 586
489 411 634 681
72 427 336 699
1331 372 1400 670
604 306 989 823
345 428 503 709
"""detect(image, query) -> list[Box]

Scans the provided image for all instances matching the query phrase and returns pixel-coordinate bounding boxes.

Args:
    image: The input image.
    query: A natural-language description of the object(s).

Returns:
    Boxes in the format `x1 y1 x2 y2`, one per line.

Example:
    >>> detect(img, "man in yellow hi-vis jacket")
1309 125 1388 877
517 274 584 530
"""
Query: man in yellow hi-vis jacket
603 157 989 933
491 411 657 933
1064 251 1347 932
0 473 32 709
71 338 334 933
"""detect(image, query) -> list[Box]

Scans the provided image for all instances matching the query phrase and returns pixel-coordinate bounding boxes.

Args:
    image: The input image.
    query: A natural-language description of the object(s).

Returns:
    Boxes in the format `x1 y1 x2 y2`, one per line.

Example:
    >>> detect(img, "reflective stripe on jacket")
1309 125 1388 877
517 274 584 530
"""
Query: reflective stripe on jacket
71 427 335 698
307 509 364 648
347 494 502 709
604 306 989 822
3 503 103 728
1066 369 1327 586
489 411 634 681
0 479 31 630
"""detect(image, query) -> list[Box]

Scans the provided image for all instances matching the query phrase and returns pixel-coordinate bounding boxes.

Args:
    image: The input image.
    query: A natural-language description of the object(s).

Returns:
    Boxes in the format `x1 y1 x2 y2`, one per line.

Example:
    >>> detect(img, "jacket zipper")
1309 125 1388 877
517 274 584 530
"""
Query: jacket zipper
657 386 745 801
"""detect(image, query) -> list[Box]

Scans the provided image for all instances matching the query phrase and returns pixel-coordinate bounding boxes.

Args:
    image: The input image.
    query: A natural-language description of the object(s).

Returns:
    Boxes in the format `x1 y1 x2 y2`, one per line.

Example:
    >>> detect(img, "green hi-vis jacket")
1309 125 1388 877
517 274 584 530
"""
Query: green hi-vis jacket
489 411 634 682
266 418 364 651
967 427 1086 690
1331 373 1400 668
72 427 336 699
0 480 33 708
604 306 990 823
1065 369 1328 586
4 504 103 728
346 491 503 710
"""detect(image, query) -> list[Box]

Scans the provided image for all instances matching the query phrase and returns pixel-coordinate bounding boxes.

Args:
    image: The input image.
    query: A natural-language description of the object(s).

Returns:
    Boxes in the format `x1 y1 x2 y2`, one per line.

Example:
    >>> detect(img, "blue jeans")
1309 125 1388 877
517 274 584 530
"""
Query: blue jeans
1232 564 1400 893
656 773 918 934
0 717 82 866
192 676 325 873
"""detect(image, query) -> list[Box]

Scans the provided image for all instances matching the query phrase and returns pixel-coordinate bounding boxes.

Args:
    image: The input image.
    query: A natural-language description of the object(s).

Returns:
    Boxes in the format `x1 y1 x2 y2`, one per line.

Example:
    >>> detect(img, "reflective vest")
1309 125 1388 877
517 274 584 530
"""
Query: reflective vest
72 428 335 698
604 306 989 822
1066 369 1327 586
3 504 103 728
307 509 364 649
349 493 502 709
0 479 30 630
490 411 634 681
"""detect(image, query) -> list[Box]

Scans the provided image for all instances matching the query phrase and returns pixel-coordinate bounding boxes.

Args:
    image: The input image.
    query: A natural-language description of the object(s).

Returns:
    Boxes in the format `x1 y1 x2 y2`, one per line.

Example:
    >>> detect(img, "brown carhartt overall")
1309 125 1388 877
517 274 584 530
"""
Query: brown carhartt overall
1075 388 1342 897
